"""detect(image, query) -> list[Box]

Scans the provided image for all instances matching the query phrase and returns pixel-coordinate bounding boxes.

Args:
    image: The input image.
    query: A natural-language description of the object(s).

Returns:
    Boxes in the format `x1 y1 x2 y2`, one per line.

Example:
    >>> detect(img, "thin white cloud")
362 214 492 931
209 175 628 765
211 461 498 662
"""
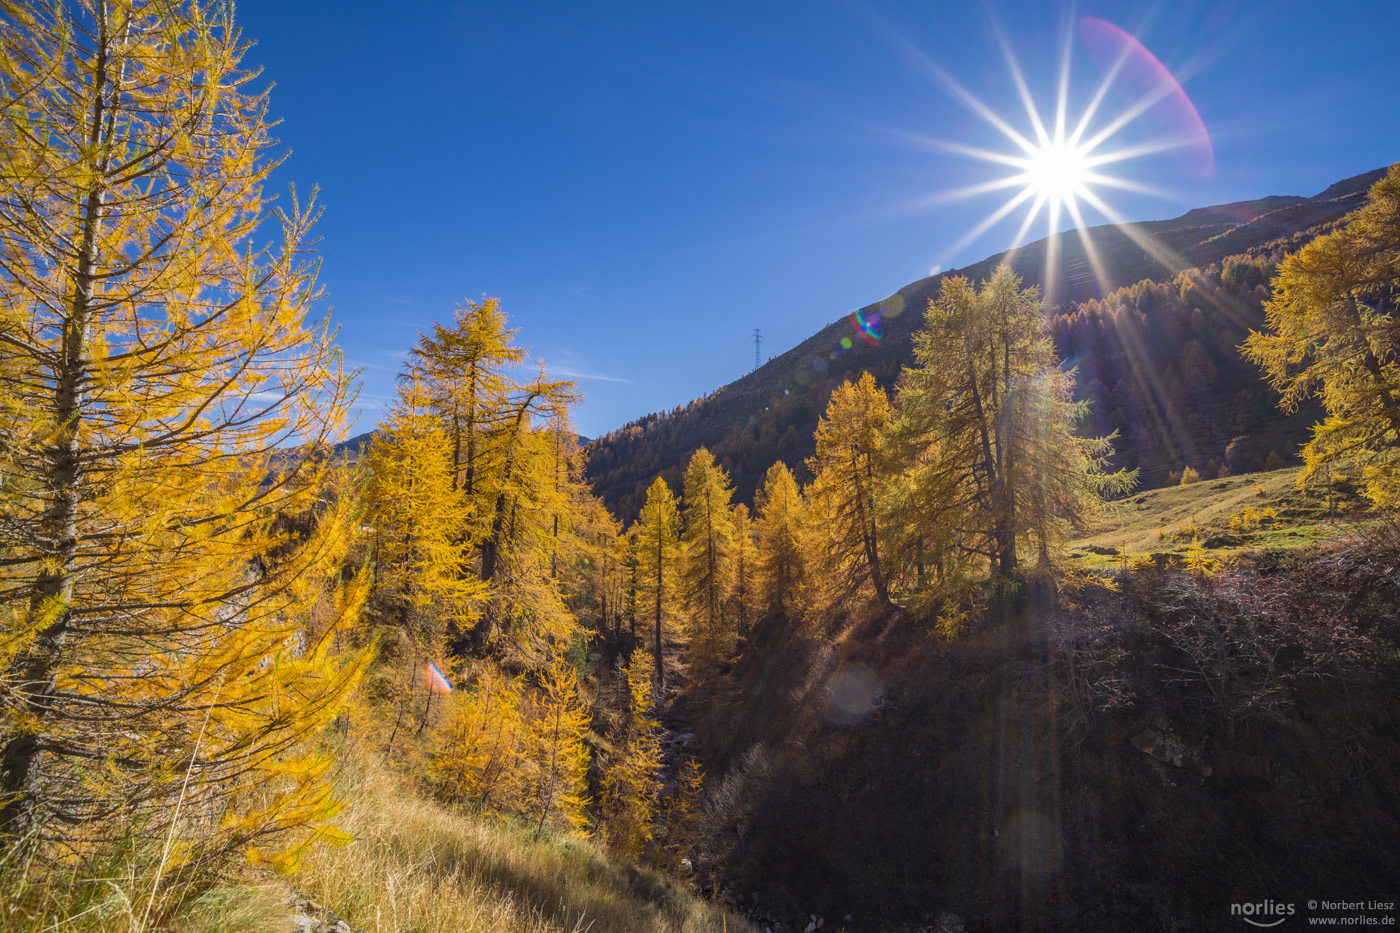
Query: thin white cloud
550 366 631 384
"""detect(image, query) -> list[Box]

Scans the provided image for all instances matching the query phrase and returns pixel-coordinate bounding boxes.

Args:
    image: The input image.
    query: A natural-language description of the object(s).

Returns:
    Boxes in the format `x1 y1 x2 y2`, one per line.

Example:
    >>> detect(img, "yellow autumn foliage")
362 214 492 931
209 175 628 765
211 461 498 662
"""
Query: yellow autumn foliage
0 0 371 865
600 649 664 858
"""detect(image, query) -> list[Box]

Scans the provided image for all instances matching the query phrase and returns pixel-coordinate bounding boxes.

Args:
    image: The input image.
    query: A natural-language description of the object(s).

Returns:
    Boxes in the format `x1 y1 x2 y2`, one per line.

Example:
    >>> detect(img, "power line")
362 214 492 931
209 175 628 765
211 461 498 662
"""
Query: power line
753 327 762 372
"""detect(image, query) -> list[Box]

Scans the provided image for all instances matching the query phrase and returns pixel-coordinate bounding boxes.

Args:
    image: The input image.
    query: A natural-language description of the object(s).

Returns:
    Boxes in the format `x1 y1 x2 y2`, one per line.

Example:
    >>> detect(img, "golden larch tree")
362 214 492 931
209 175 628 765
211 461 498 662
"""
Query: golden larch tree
729 502 757 639
805 373 892 610
525 657 591 835
754 462 806 616
0 0 371 861
1243 165 1400 507
387 299 581 663
679 448 736 685
882 265 1131 606
631 476 680 694
363 376 485 628
431 664 528 813
660 756 706 873
599 648 663 858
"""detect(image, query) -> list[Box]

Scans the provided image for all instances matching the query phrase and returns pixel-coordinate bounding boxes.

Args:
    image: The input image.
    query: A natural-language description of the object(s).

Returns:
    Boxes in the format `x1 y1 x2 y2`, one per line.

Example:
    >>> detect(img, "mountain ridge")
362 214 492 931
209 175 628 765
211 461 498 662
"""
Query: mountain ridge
584 166 1390 520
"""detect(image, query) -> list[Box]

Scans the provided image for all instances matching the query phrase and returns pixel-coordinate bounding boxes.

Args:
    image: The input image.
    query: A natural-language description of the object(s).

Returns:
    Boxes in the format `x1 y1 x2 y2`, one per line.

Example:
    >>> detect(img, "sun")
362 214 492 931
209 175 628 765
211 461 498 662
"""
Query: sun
1019 138 1091 208
894 14 1215 290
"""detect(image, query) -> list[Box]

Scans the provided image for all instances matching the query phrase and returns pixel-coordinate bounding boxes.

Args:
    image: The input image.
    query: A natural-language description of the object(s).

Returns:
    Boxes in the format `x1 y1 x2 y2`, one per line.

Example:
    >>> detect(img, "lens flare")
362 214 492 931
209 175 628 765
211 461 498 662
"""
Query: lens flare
849 308 884 345
425 662 453 695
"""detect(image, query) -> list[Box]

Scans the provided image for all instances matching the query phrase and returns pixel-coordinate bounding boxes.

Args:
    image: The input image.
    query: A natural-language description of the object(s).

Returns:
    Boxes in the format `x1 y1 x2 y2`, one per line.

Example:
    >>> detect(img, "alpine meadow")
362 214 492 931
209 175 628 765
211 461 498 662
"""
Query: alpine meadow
2 1 1399 932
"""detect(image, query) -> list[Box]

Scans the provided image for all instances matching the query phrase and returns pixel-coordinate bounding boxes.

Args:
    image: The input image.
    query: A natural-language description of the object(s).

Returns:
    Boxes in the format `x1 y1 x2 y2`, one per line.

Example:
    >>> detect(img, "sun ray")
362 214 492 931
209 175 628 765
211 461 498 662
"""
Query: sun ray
1074 185 1193 275
936 185 1041 267
993 19 1054 148
1063 196 1115 300
1010 191 1049 248
1068 36 1135 147
901 135 1042 169
1043 196 1065 300
1083 134 1213 168
875 22 1042 156
1077 81 1181 155
1079 171 1174 199
1053 4 1077 143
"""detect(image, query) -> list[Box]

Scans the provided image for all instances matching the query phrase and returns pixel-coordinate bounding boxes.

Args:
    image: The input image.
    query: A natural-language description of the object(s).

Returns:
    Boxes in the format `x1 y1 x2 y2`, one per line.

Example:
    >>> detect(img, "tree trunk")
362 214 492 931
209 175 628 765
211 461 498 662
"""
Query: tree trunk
654 522 665 696
0 16 112 833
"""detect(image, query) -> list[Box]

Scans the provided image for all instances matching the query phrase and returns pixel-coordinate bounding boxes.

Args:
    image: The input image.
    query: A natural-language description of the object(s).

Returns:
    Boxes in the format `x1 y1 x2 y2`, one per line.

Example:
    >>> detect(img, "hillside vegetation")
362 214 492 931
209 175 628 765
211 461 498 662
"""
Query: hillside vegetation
1068 465 1366 564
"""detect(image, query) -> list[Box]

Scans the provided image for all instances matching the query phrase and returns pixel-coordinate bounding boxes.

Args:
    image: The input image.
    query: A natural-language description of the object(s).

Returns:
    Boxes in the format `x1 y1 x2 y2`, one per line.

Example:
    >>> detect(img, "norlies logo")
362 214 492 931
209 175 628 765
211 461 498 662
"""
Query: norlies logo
1231 900 1297 927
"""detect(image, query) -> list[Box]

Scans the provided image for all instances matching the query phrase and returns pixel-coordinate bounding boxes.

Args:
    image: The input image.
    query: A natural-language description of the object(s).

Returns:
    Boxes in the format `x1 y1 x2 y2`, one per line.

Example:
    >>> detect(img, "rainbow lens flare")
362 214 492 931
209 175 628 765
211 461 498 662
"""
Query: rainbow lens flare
425 662 454 695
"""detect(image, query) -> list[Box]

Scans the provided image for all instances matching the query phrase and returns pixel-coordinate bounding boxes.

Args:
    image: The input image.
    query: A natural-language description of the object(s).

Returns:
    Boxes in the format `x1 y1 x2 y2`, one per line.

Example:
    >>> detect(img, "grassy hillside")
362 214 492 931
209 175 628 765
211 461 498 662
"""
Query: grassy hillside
1068 465 1367 565
1 758 755 933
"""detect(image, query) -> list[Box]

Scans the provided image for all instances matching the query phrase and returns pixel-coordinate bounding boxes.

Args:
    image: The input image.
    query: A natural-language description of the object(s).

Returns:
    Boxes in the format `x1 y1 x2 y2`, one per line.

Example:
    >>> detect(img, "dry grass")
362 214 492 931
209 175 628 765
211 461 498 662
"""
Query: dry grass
0 853 288 933
0 754 754 933
1068 466 1364 564
286 755 754 933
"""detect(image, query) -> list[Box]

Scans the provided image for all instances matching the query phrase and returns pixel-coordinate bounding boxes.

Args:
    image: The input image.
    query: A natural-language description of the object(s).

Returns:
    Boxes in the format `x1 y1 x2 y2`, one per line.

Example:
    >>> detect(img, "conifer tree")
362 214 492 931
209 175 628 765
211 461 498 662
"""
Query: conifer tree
479 411 581 666
1243 165 1400 506
363 377 485 628
660 757 706 873
409 297 522 506
599 648 663 858
632 477 680 694
396 299 580 657
431 664 527 812
563 472 627 645
882 265 1131 604
679 448 736 684
730 503 757 638
0 0 371 856
754 462 806 616
525 658 591 835
805 373 892 609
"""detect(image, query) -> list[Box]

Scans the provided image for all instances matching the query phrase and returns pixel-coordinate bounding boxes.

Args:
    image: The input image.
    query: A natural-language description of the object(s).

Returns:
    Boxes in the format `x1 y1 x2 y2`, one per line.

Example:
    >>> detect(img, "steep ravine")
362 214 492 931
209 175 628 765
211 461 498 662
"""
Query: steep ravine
687 559 1400 932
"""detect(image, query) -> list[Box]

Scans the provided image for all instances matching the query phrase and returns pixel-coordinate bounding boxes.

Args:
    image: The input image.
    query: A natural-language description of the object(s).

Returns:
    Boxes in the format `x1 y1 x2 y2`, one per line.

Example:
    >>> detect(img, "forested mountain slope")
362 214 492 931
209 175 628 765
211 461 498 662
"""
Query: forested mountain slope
585 167 1387 520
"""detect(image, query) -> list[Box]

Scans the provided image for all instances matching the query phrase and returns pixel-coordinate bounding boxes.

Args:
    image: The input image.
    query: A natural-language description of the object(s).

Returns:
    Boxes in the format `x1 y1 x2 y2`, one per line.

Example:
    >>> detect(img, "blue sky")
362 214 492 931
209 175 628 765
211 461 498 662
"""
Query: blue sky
235 0 1400 440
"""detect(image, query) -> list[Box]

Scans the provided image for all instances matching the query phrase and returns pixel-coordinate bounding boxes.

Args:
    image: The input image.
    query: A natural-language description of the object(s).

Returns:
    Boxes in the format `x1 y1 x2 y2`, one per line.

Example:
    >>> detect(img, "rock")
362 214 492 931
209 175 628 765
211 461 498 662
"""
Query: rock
1085 544 1119 556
